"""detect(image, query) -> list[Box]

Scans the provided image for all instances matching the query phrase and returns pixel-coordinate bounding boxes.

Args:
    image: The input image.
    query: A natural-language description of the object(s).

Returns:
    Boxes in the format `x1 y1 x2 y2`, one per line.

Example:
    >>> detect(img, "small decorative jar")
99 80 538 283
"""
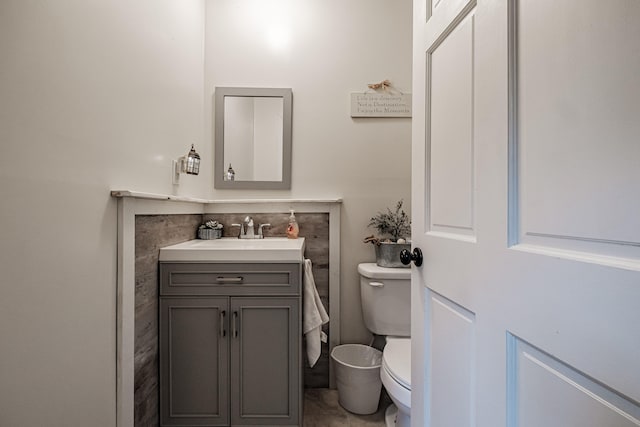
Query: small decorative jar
198 228 222 240
198 220 223 239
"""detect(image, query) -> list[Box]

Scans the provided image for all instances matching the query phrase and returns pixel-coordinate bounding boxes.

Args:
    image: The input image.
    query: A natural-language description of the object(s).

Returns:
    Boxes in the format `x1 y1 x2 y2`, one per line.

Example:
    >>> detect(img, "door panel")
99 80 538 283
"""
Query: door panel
412 0 640 426
429 290 476 427
508 335 640 427
514 0 640 261
428 8 476 238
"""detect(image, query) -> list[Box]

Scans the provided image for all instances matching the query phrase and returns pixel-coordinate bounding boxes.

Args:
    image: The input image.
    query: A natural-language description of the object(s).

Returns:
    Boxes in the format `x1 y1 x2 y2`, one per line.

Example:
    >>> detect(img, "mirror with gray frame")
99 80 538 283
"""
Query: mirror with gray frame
214 87 292 189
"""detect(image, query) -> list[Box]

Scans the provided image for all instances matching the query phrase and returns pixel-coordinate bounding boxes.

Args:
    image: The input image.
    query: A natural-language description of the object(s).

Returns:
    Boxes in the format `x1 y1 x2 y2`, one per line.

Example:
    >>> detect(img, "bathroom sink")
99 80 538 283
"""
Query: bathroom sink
159 237 305 262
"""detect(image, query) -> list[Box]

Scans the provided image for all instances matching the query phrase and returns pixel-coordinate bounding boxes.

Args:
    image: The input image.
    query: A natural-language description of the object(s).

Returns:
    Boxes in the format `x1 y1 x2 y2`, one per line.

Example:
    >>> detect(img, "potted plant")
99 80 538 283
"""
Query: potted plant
363 200 411 268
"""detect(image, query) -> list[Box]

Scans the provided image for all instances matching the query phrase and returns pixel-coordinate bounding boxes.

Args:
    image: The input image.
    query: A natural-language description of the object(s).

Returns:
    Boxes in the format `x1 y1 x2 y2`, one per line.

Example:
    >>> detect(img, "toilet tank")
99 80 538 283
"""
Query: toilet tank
358 263 411 337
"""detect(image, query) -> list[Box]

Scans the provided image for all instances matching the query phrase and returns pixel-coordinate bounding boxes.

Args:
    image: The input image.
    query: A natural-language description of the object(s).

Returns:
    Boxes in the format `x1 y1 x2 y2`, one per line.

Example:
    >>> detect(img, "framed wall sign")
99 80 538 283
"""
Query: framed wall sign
350 92 412 118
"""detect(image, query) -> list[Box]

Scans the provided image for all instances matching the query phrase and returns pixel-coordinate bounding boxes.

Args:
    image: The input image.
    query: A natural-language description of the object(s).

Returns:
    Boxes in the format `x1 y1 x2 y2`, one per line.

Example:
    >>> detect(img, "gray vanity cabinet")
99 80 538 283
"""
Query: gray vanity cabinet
159 262 302 427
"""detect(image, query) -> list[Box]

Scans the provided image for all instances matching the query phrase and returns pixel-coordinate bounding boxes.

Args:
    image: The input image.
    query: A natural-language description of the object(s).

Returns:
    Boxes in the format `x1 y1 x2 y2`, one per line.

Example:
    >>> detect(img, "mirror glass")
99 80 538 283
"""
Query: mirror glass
214 87 292 189
224 96 283 181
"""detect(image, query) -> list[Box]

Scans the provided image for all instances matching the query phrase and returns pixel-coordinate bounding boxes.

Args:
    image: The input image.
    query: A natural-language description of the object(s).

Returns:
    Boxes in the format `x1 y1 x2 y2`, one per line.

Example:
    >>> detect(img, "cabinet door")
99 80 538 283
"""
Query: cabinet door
230 297 300 426
160 297 229 426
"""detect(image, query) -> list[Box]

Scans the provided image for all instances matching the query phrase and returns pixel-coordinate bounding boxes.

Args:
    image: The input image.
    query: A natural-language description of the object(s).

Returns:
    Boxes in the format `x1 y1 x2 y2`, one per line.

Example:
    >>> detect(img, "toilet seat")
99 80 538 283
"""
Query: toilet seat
382 337 411 390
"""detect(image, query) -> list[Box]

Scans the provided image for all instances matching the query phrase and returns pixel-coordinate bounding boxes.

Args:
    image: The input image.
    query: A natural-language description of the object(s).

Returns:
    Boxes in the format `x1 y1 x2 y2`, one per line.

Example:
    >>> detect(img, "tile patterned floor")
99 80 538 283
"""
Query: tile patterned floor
303 388 390 426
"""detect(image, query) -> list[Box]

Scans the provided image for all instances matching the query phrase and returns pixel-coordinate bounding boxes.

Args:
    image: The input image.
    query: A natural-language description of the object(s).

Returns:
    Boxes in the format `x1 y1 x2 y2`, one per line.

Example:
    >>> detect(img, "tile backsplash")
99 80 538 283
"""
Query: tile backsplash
134 214 202 427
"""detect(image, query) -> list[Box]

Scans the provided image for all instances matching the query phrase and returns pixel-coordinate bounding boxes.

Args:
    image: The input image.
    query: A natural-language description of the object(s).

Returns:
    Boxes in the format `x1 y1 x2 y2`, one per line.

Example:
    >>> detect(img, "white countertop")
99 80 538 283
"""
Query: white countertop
159 237 306 263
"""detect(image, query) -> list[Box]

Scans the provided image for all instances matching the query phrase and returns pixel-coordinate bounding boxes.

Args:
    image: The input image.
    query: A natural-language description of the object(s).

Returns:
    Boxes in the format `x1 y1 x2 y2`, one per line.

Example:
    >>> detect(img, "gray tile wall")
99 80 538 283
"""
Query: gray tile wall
134 214 202 427
134 212 331 425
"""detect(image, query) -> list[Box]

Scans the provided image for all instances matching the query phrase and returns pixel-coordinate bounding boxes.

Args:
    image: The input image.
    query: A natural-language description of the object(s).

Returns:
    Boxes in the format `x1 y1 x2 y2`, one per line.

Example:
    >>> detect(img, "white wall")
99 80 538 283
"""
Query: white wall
205 0 413 344
0 1 205 425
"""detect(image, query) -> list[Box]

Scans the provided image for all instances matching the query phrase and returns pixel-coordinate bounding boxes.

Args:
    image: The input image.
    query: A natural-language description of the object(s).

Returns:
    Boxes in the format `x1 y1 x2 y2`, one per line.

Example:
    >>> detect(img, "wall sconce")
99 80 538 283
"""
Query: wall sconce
185 144 201 175
172 144 201 184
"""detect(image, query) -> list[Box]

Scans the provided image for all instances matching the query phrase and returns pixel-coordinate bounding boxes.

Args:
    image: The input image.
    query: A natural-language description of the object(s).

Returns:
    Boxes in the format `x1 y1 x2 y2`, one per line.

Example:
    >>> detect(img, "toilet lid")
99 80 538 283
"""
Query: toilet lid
383 338 411 390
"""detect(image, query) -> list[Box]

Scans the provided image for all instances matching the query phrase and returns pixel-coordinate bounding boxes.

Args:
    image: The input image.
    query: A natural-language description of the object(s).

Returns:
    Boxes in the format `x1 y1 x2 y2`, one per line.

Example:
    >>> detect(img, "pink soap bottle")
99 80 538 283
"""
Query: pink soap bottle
286 210 299 239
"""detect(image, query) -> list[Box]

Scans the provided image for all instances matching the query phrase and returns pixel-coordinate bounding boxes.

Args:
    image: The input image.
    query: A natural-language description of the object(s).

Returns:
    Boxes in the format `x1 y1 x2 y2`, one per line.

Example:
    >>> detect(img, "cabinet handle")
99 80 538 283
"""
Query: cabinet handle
232 311 238 338
220 310 226 337
216 276 244 283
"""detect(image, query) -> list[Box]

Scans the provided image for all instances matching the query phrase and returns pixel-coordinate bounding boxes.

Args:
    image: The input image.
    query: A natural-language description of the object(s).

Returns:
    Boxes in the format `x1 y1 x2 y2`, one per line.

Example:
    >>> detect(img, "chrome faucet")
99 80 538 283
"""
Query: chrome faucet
244 216 255 238
258 223 271 238
231 222 244 238
231 216 270 239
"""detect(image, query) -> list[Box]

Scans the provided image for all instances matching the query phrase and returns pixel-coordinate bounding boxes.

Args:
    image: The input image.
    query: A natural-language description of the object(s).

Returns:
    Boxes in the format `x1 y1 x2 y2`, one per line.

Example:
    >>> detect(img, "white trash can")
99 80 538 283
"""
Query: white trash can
331 344 383 414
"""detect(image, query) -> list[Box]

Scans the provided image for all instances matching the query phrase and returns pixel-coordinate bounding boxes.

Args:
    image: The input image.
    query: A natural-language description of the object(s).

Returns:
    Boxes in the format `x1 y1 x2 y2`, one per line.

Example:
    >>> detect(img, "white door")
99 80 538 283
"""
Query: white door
410 1 640 426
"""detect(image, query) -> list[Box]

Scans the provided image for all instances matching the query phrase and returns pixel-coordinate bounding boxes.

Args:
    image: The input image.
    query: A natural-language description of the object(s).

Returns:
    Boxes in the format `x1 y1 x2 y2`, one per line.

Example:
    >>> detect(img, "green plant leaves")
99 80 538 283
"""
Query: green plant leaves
368 199 411 241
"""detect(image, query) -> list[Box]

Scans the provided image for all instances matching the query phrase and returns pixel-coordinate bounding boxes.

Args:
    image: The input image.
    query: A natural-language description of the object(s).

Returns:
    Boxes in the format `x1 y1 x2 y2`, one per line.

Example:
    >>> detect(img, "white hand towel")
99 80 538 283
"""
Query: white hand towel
303 259 329 368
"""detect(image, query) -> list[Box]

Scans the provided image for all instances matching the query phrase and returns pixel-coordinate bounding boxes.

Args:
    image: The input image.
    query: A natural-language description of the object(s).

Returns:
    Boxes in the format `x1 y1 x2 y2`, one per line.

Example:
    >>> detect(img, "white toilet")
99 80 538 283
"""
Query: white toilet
358 263 411 427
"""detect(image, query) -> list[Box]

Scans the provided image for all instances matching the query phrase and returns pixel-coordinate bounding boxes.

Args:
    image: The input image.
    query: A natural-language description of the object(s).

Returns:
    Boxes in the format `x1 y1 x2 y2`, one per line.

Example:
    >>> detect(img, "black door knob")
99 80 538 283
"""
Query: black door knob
400 248 423 267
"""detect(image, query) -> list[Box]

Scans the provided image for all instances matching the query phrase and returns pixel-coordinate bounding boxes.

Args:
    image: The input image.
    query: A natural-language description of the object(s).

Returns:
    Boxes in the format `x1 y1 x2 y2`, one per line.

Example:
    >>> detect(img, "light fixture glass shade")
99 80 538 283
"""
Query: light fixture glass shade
185 144 200 175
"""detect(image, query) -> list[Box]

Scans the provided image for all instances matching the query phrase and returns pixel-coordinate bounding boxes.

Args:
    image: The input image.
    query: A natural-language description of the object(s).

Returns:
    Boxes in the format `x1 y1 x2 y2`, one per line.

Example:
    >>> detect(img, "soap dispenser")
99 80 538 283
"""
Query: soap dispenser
286 210 299 239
